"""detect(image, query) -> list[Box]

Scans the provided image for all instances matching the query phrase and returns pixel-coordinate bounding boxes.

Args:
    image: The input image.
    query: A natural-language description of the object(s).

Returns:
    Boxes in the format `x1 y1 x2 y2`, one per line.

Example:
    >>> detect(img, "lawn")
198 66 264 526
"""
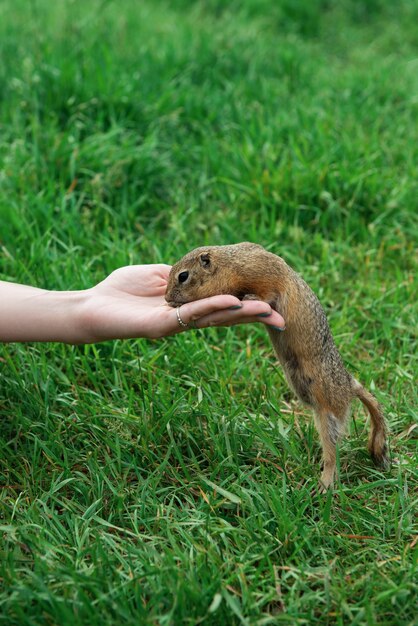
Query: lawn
0 0 417 624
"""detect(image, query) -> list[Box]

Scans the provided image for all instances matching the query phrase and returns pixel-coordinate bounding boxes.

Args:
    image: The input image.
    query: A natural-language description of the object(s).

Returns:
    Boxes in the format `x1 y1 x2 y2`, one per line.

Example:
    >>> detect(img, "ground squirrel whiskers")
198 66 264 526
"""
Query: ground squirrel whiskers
165 242 389 490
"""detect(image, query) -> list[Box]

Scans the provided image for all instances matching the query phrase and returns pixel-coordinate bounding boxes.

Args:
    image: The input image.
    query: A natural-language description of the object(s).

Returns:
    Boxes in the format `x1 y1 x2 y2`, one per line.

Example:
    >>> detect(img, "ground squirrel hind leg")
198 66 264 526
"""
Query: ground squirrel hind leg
314 409 347 492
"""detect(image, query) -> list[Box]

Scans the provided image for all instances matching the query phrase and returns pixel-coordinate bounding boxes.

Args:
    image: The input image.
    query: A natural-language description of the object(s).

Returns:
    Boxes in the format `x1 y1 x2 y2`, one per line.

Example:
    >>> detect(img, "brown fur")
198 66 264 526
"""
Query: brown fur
165 242 389 490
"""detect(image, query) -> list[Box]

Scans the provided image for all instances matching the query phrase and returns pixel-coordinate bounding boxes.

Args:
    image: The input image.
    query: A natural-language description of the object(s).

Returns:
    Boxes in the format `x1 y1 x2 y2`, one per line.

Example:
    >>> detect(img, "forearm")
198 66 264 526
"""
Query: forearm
0 281 87 344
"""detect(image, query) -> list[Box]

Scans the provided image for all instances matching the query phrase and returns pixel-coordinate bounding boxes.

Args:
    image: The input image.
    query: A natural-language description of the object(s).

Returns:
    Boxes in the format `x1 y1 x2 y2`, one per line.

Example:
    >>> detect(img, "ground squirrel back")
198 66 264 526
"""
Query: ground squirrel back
165 242 388 490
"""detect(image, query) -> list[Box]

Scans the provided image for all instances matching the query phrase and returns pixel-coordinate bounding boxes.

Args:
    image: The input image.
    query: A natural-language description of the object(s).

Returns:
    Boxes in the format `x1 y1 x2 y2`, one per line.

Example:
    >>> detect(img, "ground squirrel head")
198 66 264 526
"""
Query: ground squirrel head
165 242 282 306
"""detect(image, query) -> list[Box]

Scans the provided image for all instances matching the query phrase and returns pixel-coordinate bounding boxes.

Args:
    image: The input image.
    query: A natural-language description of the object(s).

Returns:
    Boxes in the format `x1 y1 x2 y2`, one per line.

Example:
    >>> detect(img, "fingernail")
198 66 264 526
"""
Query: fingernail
257 312 272 318
228 305 242 310
271 325 286 331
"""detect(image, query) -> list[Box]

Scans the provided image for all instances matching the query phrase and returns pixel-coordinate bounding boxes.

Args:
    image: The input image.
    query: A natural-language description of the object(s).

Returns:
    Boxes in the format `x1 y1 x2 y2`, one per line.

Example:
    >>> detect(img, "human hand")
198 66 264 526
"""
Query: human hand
80 264 285 342
0 265 285 344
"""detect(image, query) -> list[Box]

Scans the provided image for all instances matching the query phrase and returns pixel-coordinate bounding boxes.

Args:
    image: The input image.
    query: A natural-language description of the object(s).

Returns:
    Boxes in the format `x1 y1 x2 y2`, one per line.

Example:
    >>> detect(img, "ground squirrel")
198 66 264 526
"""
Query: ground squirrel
165 242 389 490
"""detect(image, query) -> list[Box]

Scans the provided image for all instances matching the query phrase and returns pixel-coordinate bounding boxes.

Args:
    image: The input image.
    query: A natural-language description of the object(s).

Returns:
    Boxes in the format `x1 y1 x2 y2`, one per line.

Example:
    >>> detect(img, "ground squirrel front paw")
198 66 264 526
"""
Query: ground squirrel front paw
242 294 259 301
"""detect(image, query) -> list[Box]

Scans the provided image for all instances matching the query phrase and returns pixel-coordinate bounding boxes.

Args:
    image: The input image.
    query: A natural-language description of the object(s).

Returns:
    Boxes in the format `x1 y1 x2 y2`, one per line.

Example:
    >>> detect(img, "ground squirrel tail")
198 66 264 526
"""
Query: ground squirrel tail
353 381 389 469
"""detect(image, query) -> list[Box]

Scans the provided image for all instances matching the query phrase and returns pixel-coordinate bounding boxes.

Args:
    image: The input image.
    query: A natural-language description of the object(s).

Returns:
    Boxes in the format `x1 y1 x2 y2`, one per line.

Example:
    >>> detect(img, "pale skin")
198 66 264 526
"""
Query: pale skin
0 265 285 344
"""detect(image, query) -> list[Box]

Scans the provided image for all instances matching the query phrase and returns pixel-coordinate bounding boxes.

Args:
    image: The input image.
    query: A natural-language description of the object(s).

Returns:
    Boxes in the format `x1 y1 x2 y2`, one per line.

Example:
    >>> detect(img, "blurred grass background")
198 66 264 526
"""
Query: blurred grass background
0 1 417 624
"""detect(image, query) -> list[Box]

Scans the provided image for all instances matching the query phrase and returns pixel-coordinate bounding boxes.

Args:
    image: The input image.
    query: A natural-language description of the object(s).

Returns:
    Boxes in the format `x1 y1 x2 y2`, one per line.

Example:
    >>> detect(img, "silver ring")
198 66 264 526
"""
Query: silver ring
176 306 189 329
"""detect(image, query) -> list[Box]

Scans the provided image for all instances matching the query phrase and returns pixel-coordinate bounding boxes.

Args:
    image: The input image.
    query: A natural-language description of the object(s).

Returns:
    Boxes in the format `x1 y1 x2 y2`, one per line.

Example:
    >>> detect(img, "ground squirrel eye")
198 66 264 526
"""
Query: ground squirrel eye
178 271 189 284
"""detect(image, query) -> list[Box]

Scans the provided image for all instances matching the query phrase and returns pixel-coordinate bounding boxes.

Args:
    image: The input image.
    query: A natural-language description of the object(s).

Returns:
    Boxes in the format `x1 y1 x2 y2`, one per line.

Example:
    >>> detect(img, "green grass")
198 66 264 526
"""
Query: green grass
0 0 417 624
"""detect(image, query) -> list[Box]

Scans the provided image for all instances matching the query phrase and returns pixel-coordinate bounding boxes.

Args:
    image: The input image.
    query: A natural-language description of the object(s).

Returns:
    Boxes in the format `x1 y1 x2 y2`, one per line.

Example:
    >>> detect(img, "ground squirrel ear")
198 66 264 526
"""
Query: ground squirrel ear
200 253 211 268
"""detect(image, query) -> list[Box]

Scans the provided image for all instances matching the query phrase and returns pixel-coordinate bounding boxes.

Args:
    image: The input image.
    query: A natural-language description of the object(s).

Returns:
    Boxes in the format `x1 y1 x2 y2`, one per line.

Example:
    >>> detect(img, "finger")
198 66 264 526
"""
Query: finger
171 297 285 334
155 264 172 280
175 300 285 330
176 295 244 325
195 302 285 330
181 295 283 322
